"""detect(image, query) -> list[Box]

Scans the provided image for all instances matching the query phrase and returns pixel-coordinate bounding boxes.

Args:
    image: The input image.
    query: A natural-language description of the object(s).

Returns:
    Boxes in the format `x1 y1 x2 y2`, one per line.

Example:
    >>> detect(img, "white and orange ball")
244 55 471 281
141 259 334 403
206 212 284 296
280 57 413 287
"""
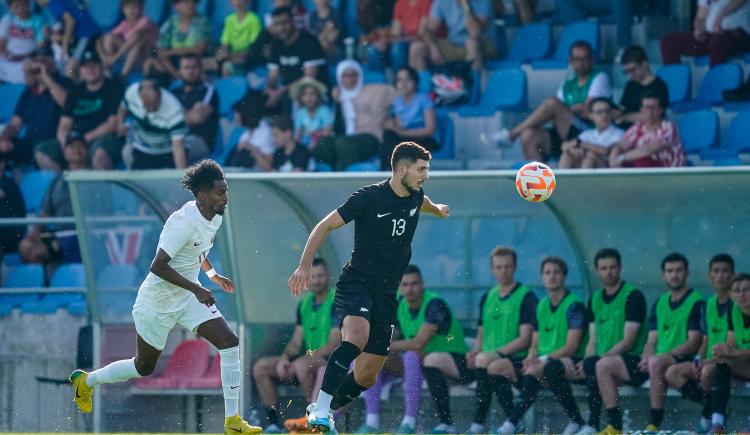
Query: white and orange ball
515 162 556 202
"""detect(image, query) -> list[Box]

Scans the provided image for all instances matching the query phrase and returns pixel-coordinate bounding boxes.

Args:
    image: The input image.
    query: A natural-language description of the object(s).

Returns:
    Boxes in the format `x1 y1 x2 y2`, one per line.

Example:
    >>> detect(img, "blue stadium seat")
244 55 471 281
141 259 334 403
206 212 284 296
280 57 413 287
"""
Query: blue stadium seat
531 21 599 69
67 300 87 316
507 22 552 64
211 0 233 42
86 0 121 30
431 110 454 159
0 83 26 123
678 110 718 156
20 170 57 214
20 299 58 314
417 70 432 94
0 293 40 307
213 126 245 165
197 0 212 15
314 162 333 172
96 264 138 288
390 41 410 72
457 68 526 116
215 77 248 117
676 63 742 111
50 263 85 288
701 111 750 160
343 0 362 39
0 302 12 316
144 0 166 24
4 264 45 288
345 158 380 172
363 69 386 84
2 253 22 267
42 292 85 309
656 64 690 104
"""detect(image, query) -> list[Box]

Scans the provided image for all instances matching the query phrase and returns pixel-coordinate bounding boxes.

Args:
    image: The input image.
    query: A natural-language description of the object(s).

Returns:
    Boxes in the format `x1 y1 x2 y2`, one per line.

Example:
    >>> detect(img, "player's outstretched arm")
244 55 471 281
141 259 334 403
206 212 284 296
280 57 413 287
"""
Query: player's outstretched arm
151 248 216 306
288 210 346 296
201 257 235 293
421 195 450 218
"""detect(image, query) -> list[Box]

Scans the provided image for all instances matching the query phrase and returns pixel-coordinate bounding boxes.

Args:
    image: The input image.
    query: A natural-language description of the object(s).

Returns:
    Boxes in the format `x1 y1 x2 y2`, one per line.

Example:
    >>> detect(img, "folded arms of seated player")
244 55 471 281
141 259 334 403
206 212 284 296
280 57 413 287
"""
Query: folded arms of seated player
523 328 583 370
390 323 437 353
714 331 750 359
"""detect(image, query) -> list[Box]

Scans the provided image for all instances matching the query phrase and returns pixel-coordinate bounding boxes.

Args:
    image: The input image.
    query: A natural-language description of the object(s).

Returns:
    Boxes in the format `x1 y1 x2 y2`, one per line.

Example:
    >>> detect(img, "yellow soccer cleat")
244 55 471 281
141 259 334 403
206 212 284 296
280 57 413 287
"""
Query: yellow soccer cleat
644 424 659 432
69 369 94 413
225 414 262 435
598 425 622 435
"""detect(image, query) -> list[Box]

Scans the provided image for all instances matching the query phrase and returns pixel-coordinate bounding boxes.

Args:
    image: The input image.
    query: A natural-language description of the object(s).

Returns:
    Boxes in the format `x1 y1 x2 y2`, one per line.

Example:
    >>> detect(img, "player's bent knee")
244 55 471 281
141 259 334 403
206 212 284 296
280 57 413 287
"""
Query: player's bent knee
583 356 598 376
543 358 565 379
134 358 156 376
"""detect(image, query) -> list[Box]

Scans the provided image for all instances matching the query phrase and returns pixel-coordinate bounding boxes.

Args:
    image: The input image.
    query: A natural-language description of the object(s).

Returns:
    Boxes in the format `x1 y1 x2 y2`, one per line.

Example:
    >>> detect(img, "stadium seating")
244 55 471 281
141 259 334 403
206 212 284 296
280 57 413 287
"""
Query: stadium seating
96 264 139 289
213 126 245 165
656 64 691 104
432 110 455 160
532 21 599 69
0 83 25 123
678 110 718 157
211 0 234 42
4 264 45 288
41 292 85 310
345 158 380 172
215 76 249 117
181 354 222 388
134 339 211 388
0 292 40 309
143 0 166 25
86 0 121 30
675 63 742 111
50 263 86 288
701 111 750 161
457 68 527 116
363 69 386 84
504 22 552 66
20 170 57 214
417 69 432 94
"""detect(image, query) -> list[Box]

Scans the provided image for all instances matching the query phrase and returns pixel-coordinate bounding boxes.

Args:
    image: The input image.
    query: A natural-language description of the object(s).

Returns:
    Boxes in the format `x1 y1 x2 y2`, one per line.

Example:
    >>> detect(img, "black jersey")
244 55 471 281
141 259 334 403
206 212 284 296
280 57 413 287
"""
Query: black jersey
337 179 425 288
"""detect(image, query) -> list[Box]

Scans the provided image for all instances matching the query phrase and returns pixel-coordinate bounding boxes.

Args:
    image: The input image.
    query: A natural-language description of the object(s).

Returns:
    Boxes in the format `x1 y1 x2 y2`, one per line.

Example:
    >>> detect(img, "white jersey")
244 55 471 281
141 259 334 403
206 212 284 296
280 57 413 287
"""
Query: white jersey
136 201 222 313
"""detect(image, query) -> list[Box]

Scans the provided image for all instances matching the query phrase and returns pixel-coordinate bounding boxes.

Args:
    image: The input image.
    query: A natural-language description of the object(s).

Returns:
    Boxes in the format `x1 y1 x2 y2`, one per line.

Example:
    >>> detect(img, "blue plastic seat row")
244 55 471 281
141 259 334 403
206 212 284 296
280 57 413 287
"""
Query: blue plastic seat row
678 109 750 161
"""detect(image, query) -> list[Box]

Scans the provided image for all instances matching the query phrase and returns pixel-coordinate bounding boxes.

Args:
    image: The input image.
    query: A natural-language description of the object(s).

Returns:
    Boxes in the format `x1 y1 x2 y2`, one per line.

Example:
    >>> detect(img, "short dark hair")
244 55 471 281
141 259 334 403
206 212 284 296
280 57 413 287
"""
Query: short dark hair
709 253 735 272
661 252 689 272
490 246 517 265
594 248 621 267
180 159 225 196
397 66 419 86
270 116 293 132
391 141 430 169
589 97 616 112
641 89 667 109
179 53 202 67
233 89 267 129
541 256 568 276
312 257 328 268
621 45 648 65
272 6 292 18
731 272 750 286
403 264 422 278
122 0 145 7
569 40 593 57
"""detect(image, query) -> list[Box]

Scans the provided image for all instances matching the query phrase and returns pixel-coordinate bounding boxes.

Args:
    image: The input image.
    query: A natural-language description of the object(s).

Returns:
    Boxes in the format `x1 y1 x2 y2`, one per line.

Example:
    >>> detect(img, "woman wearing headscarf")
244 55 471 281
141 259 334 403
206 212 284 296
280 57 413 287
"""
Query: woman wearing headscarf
314 60 397 171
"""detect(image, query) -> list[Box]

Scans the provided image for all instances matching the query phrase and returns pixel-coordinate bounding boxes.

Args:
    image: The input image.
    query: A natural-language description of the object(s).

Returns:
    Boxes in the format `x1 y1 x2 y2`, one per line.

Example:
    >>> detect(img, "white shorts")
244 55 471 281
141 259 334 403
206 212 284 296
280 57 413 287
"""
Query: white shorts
132 297 223 350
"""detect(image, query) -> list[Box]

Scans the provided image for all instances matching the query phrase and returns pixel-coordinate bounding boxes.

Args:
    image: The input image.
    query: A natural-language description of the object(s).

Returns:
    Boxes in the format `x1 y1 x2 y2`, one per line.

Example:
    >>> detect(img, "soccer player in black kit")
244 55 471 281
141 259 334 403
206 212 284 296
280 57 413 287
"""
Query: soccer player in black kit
288 142 450 433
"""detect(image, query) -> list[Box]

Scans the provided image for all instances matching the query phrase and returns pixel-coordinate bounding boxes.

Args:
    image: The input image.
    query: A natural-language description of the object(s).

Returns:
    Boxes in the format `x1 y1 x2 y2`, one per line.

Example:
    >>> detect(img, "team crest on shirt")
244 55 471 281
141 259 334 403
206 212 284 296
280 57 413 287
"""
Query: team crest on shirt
409 207 417 217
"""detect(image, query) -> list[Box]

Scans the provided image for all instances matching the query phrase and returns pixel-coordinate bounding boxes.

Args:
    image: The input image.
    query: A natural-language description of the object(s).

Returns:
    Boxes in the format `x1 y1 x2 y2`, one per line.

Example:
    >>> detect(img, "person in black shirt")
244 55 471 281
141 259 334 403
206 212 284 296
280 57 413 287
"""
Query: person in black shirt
265 6 326 112
288 142 449 433
172 54 219 163
616 45 669 129
0 155 25 258
270 116 310 172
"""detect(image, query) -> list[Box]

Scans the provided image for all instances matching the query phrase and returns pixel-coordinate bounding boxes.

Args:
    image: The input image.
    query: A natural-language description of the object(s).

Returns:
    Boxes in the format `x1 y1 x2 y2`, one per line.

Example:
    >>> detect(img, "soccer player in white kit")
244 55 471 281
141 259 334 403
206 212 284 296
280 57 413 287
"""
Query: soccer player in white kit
69 160 261 434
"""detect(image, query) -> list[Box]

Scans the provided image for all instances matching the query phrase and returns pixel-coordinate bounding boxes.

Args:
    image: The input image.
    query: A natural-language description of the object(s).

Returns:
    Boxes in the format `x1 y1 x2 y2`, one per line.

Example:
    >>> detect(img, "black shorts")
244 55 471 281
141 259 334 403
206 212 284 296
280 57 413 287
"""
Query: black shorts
450 353 476 384
622 353 649 386
547 124 583 158
509 357 525 380
334 270 398 356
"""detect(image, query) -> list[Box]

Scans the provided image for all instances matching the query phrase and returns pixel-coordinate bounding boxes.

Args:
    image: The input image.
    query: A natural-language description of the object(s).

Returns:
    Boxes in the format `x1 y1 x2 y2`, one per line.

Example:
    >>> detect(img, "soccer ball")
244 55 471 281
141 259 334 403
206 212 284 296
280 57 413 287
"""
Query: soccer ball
515 162 556 202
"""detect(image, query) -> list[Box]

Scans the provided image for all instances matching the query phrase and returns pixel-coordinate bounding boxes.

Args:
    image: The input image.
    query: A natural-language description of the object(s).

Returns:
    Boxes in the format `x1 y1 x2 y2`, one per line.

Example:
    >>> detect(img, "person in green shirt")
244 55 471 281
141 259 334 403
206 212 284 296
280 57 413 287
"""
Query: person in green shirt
387 264 470 434
493 257 586 435
214 0 263 76
578 249 647 435
252 258 341 433
697 273 750 433
465 246 538 434
636 252 704 431
663 253 734 433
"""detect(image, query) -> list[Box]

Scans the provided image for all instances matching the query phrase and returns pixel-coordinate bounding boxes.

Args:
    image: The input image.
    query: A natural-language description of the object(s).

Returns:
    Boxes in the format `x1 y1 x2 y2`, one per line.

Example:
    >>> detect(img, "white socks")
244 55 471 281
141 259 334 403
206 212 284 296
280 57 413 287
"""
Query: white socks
401 416 416 429
366 413 379 428
85 358 141 387
312 390 334 418
219 346 241 418
711 413 725 425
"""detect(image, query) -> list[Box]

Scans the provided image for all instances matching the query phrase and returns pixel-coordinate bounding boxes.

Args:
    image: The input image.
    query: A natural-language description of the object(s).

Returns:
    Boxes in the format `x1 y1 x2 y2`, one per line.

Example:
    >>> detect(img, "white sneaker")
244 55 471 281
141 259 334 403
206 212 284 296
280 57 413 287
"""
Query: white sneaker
496 420 516 435
493 128 512 145
468 422 486 434
562 421 581 434
431 423 456 434
576 424 597 434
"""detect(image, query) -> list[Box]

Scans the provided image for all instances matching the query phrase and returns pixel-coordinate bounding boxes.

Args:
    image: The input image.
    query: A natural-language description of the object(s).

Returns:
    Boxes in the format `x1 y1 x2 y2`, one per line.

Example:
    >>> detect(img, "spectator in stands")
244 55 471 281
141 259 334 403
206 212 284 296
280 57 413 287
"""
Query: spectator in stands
390 0 432 43
271 116 310 172
387 265 470 434
96 0 158 78
559 98 624 169
265 6 327 113
290 77 333 150
171 54 218 162
252 258 339 433
609 91 686 168
19 132 86 266
492 257 586 435
358 0 395 68
119 76 188 169
314 60 397 171
309 0 342 61
263 0 310 32
382 66 438 170
494 41 611 163
0 0 48 84
616 45 669 128
145 0 212 79
636 253 703 432
213 0 262 76
38 0 101 69
555 0 634 49
661 0 750 67
466 247 537 435
226 89 275 170
0 46 71 168
498 0 537 25
410 0 495 72
35 50 123 171
0 154 25 257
